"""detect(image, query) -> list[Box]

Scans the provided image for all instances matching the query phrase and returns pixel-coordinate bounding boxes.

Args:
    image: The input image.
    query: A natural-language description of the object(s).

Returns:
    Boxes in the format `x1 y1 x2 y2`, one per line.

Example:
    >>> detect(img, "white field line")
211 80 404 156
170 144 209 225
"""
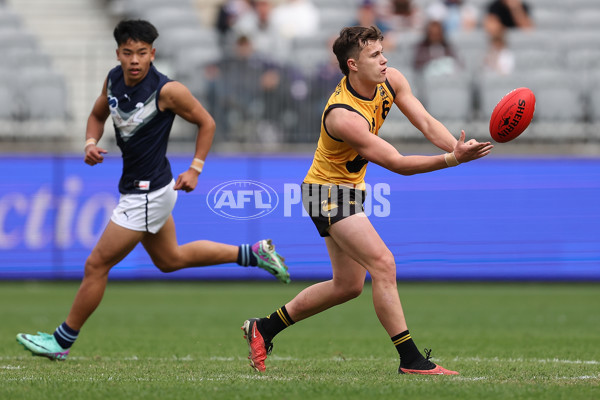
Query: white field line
2 355 599 383
1 355 599 365
3 374 598 383
3 374 299 383
454 375 600 382
453 356 599 365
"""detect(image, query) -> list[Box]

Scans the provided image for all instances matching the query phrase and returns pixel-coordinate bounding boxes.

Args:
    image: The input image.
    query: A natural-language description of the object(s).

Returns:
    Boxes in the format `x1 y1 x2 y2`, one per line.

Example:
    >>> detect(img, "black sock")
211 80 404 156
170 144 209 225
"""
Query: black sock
258 306 294 341
392 330 435 369
53 322 79 349
237 244 257 266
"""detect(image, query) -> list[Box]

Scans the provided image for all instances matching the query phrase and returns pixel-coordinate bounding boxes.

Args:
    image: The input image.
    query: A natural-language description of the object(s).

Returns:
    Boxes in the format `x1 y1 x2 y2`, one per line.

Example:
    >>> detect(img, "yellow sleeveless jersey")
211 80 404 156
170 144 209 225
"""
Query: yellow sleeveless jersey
304 76 396 189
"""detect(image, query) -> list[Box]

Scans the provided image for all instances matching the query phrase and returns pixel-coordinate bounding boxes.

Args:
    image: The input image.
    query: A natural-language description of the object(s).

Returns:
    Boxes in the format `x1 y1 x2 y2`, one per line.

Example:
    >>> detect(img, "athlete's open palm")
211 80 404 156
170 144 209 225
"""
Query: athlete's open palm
453 130 493 163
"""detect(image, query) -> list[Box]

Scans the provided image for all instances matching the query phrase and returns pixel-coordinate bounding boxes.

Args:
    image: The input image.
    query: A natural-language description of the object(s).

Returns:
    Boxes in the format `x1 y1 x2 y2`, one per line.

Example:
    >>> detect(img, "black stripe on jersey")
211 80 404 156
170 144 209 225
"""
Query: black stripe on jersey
323 104 370 142
345 78 376 101
384 78 396 100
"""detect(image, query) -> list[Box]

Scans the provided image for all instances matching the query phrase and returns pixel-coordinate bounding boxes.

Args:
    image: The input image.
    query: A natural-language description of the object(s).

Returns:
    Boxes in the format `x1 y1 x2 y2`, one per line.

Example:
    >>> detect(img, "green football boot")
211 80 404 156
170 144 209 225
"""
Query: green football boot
16 332 69 361
252 239 290 284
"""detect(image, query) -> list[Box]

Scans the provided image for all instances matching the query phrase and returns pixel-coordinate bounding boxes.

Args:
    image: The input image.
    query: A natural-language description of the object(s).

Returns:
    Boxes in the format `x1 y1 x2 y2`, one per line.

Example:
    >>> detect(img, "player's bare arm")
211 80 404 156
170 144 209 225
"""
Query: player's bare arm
386 68 493 161
386 67 461 152
84 78 110 166
159 81 216 192
326 107 492 176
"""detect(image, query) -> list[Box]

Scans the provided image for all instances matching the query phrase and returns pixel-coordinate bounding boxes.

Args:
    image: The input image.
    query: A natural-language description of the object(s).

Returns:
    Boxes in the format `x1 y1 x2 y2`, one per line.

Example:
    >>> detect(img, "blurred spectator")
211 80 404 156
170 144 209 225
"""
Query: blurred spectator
484 0 533 33
231 0 287 64
381 0 425 33
426 0 479 37
349 0 396 50
205 35 281 139
482 20 515 75
307 36 344 131
270 0 320 40
413 19 462 77
215 0 253 43
351 0 392 34
205 34 307 143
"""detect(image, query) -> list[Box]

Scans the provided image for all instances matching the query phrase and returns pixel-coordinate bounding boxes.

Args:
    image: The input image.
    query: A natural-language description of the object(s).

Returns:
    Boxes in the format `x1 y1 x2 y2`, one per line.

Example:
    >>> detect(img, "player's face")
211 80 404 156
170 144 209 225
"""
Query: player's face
353 40 387 84
116 39 156 86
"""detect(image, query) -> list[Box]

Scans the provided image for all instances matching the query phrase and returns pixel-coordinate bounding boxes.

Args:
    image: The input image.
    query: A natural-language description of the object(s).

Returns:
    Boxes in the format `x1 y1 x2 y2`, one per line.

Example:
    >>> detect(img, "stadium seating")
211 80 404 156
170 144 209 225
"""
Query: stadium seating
586 71 600 140
18 68 69 119
527 70 587 141
117 0 194 18
421 71 474 123
0 28 39 52
0 70 19 121
1 0 599 146
104 0 600 145
0 3 70 139
531 9 569 30
140 6 204 32
0 7 22 29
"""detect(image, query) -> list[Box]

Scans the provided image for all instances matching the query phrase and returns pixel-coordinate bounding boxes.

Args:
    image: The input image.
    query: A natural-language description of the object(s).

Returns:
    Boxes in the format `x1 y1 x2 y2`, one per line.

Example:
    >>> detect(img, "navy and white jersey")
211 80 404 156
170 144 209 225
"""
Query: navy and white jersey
106 63 176 194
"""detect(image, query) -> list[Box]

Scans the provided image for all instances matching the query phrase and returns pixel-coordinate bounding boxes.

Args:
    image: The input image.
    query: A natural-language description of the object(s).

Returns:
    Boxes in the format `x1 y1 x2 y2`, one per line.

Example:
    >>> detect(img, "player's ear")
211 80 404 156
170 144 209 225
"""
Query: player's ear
151 47 156 61
347 58 358 72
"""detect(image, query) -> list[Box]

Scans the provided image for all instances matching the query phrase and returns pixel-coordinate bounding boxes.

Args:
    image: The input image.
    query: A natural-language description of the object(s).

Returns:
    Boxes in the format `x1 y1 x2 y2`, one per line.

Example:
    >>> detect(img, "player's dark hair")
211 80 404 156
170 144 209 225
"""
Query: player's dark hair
113 20 159 46
333 26 384 76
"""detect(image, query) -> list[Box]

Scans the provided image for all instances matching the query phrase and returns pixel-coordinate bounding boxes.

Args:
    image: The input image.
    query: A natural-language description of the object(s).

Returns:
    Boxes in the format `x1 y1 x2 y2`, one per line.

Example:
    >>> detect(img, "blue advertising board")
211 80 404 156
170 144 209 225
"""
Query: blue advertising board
0 154 599 281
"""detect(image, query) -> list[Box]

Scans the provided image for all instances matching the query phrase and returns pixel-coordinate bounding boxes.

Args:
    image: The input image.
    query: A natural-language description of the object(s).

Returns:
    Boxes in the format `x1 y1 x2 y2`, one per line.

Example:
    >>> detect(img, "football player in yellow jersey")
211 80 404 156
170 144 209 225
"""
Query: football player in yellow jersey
242 26 493 374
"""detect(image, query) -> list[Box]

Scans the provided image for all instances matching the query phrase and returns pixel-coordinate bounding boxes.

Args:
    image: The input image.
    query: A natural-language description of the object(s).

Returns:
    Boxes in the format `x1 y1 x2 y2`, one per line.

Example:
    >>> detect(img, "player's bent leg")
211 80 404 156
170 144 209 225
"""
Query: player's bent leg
142 219 290 283
66 221 143 330
141 217 240 272
16 221 143 359
328 215 407 335
242 242 364 372
328 215 459 374
285 238 366 321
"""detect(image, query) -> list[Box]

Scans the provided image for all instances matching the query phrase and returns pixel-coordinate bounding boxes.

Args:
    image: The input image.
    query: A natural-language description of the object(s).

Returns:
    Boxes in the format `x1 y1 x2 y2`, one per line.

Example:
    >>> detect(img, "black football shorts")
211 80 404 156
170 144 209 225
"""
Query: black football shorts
301 182 366 237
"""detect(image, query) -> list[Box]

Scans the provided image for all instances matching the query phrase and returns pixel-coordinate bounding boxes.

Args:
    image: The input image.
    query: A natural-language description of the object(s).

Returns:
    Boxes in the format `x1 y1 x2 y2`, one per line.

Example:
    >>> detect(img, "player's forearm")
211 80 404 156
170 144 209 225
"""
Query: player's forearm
420 120 457 152
85 114 106 142
385 153 452 176
192 122 215 163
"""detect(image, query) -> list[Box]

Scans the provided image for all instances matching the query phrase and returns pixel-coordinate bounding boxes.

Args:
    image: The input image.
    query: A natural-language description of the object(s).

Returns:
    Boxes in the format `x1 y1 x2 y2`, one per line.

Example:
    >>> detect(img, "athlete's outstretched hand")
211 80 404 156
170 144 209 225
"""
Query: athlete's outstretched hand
84 145 108 166
453 130 493 163
174 169 199 192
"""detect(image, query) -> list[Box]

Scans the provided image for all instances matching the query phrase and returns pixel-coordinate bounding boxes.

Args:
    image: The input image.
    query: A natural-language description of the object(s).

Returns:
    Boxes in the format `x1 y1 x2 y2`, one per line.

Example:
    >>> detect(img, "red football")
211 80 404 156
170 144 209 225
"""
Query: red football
489 87 536 143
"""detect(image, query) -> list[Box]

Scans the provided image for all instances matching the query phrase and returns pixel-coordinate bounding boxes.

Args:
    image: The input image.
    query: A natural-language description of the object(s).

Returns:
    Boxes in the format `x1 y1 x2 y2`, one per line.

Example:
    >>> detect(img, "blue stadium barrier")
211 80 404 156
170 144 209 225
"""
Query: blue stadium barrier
0 154 598 281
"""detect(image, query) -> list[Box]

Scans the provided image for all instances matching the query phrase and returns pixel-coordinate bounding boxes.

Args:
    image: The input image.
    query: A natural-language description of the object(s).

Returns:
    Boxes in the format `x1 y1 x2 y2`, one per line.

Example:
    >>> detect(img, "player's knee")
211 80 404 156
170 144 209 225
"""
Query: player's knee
153 260 177 273
342 284 363 300
83 254 110 278
370 251 397 281
334 281 364 301
376 249 396 268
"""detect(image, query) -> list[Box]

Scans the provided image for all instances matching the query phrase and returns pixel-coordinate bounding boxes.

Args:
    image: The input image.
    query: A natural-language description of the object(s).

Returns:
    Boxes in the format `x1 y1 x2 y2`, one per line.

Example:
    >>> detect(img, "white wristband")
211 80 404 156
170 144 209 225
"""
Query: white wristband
190 158 204 174
85 138 97 148
444 152 460 167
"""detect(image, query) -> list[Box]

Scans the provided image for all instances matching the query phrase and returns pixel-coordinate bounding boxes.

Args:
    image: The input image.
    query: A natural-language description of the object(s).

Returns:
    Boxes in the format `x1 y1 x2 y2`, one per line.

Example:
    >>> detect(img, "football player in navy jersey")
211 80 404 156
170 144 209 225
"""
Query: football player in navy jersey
16 19 290 361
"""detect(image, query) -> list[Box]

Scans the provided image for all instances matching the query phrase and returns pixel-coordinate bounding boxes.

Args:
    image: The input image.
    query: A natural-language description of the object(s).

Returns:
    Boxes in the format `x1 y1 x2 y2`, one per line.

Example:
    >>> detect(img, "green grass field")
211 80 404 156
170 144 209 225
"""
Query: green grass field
1 281 599 400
